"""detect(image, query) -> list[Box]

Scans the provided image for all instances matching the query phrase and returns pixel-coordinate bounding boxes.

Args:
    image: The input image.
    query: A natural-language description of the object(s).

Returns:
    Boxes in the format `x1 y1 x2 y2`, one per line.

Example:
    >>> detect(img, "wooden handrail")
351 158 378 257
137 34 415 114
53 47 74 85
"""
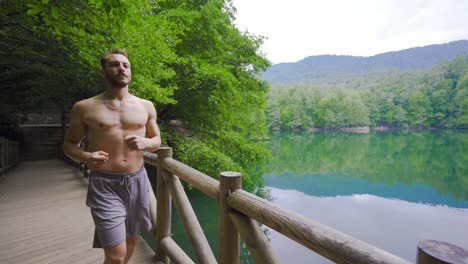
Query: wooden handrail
143 151 158 166
161 157 219 200
143 148 415 264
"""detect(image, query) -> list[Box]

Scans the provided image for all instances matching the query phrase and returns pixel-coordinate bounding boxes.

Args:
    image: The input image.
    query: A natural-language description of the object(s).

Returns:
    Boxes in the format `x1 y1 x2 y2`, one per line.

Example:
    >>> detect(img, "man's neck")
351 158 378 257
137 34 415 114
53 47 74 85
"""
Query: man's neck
103 86 130 100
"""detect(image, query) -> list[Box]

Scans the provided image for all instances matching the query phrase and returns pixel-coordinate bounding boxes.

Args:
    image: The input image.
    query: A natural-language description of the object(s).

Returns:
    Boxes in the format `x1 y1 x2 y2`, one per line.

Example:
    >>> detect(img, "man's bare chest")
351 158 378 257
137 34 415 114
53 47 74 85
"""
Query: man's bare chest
83 102 148 131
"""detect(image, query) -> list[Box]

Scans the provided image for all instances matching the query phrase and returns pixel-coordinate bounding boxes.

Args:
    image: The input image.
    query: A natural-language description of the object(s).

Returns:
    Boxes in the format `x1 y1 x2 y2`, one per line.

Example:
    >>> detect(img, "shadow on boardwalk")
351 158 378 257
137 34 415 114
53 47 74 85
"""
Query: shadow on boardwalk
0 159 156 264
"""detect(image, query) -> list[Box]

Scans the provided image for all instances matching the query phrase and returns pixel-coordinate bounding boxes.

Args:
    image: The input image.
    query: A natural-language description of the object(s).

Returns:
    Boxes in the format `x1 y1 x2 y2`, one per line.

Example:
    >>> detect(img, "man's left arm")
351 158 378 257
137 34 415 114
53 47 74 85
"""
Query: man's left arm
143 100 161 152
124 100 161 152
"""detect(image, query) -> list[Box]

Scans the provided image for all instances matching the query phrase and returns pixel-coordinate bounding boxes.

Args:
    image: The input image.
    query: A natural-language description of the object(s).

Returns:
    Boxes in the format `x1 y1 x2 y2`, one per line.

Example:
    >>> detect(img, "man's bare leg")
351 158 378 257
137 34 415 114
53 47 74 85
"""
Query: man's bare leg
124 235 139 264
104 241 127 264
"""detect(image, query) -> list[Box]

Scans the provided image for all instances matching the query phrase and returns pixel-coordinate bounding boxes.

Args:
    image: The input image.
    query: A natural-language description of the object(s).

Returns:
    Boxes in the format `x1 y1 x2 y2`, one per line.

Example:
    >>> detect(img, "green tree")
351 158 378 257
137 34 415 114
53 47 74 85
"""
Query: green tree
1 0 271 184
406 90 430 127
344 93 370 126
392 105 408 128
454 72 468 128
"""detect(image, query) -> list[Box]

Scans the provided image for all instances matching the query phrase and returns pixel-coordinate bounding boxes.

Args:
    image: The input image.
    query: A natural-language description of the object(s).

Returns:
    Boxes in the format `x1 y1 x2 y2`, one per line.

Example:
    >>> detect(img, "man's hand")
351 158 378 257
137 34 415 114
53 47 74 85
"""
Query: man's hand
124 135 147 151
86 151 108 170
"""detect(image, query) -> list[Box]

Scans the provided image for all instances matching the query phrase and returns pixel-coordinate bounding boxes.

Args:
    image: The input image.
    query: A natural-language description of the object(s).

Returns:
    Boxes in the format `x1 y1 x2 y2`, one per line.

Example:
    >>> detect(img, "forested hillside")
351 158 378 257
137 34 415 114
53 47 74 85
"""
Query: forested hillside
263 40 468 85
267 55 468 130
2 1 466 180
0 0 270 185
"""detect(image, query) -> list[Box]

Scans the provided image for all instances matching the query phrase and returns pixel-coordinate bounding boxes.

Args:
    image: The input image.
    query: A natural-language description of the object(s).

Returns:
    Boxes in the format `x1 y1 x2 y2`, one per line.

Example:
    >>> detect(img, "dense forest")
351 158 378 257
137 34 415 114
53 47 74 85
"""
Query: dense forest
2 1 467 184
267 55 468 130
0 0 270 186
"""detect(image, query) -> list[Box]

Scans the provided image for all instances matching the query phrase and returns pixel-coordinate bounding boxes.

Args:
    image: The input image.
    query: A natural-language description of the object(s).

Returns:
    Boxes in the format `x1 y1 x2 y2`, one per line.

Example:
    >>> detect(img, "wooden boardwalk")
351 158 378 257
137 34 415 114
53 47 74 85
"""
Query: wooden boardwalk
0 159 156 264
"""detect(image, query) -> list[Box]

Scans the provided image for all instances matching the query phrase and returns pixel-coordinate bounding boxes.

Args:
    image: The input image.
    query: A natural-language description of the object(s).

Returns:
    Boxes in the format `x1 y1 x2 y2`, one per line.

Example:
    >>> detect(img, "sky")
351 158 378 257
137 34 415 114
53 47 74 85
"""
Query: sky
232 0 468 64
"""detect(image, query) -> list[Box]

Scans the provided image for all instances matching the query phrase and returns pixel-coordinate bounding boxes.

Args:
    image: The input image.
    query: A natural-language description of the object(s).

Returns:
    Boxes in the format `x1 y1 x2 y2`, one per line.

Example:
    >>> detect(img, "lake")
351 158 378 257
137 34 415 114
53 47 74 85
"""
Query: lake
152 130 468 263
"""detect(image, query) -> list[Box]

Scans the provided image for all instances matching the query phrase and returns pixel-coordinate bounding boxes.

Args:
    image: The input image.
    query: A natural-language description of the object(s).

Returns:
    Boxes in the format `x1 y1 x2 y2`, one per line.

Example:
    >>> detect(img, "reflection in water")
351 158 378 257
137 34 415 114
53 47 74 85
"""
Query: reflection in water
263 131 468 201
145 131 468 263
257 131 468 263
265 172 468 208
267 187 468 264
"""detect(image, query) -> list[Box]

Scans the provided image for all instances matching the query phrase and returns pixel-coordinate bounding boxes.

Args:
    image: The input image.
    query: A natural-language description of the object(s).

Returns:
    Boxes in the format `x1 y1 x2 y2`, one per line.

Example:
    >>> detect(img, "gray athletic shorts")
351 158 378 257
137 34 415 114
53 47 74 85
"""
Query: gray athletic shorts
86 166 152 248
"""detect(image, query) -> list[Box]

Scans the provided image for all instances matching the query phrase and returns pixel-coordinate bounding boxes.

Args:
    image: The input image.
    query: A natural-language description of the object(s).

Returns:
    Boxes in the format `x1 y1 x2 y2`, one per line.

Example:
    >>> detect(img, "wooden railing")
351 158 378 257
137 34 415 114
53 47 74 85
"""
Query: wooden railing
0 137 19 176
144 147 412 264
56 144 465 263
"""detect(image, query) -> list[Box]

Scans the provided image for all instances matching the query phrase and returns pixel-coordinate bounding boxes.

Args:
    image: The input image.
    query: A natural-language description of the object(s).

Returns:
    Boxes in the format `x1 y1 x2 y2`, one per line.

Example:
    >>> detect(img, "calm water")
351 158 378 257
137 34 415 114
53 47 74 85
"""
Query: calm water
150 130 468 263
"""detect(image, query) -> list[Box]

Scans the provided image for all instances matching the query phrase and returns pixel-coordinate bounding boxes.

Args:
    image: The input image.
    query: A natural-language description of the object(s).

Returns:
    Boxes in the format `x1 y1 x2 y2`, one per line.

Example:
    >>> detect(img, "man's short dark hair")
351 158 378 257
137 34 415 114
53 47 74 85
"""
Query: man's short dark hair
100 49 129 68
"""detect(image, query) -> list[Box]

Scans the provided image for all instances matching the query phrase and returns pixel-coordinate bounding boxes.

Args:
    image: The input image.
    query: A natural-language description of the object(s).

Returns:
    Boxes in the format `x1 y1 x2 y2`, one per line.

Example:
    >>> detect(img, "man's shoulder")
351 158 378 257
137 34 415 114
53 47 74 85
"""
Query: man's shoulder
132 95 148 103
133 96 156 116
133 96 154 107
73 95 101 110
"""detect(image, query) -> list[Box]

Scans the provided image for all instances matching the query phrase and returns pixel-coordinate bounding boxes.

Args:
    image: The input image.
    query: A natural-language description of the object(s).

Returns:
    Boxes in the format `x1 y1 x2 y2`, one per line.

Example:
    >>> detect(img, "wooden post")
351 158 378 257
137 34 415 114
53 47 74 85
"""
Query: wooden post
11 141 15 165
14 141 18 165
229 210 280 264
143 152 158 234
0 137 5 176
59 107 66 159
417 240 468 264
219 171 241 264
155 147 172 264
147 172 158 236
5 138 9 170
164 172 217 264
61 107 66 143
161 237 195 264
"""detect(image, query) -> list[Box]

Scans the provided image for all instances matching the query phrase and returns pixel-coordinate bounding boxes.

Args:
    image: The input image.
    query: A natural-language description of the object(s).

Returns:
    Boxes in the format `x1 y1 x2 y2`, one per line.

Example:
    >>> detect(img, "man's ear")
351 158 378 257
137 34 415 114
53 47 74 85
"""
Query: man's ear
100 68 105 78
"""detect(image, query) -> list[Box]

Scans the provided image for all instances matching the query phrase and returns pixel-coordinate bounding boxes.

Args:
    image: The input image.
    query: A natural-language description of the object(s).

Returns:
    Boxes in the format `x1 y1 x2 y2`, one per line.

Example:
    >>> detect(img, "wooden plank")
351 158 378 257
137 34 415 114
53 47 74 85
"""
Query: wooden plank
0 159 156 264
5 236 94 264
0 225 93 255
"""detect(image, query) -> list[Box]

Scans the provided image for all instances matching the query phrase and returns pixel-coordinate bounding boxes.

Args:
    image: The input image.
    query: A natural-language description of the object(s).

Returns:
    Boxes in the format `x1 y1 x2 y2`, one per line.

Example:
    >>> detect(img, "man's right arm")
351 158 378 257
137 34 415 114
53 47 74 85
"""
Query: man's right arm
63 102 90 163
63 102 108 169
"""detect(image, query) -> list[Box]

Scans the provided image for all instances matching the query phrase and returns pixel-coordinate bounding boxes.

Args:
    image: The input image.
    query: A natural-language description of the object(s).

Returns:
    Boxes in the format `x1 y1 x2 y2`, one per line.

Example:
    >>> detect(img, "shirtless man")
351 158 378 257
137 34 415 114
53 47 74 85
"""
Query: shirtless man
63 49 161 264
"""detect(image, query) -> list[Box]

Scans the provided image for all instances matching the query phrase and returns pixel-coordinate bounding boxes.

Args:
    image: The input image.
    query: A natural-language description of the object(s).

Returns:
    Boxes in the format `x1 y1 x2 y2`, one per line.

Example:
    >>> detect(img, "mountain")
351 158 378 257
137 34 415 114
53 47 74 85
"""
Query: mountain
262 40 468 85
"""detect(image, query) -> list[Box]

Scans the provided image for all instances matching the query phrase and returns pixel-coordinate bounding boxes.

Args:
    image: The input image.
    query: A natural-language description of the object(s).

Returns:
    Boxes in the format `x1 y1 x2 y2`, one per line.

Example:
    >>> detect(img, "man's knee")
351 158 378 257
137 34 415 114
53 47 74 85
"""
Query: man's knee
106 255 125 264
126 235 139 247
105 243 127 264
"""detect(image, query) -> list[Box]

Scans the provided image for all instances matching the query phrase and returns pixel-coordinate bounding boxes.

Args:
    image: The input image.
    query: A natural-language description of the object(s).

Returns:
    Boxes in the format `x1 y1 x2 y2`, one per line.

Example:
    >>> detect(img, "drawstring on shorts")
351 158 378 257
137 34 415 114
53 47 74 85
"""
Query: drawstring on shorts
120 174 131 199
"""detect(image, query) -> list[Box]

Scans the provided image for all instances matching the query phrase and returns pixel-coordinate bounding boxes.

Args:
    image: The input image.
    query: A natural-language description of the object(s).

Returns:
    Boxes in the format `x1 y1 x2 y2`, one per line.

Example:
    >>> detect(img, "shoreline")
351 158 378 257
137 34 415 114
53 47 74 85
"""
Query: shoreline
273 126 467 134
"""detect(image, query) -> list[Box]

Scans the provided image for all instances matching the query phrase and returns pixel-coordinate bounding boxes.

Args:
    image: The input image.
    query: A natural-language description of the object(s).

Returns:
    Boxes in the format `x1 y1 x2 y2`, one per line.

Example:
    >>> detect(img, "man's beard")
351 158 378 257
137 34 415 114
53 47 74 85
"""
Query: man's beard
108 75 130 88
